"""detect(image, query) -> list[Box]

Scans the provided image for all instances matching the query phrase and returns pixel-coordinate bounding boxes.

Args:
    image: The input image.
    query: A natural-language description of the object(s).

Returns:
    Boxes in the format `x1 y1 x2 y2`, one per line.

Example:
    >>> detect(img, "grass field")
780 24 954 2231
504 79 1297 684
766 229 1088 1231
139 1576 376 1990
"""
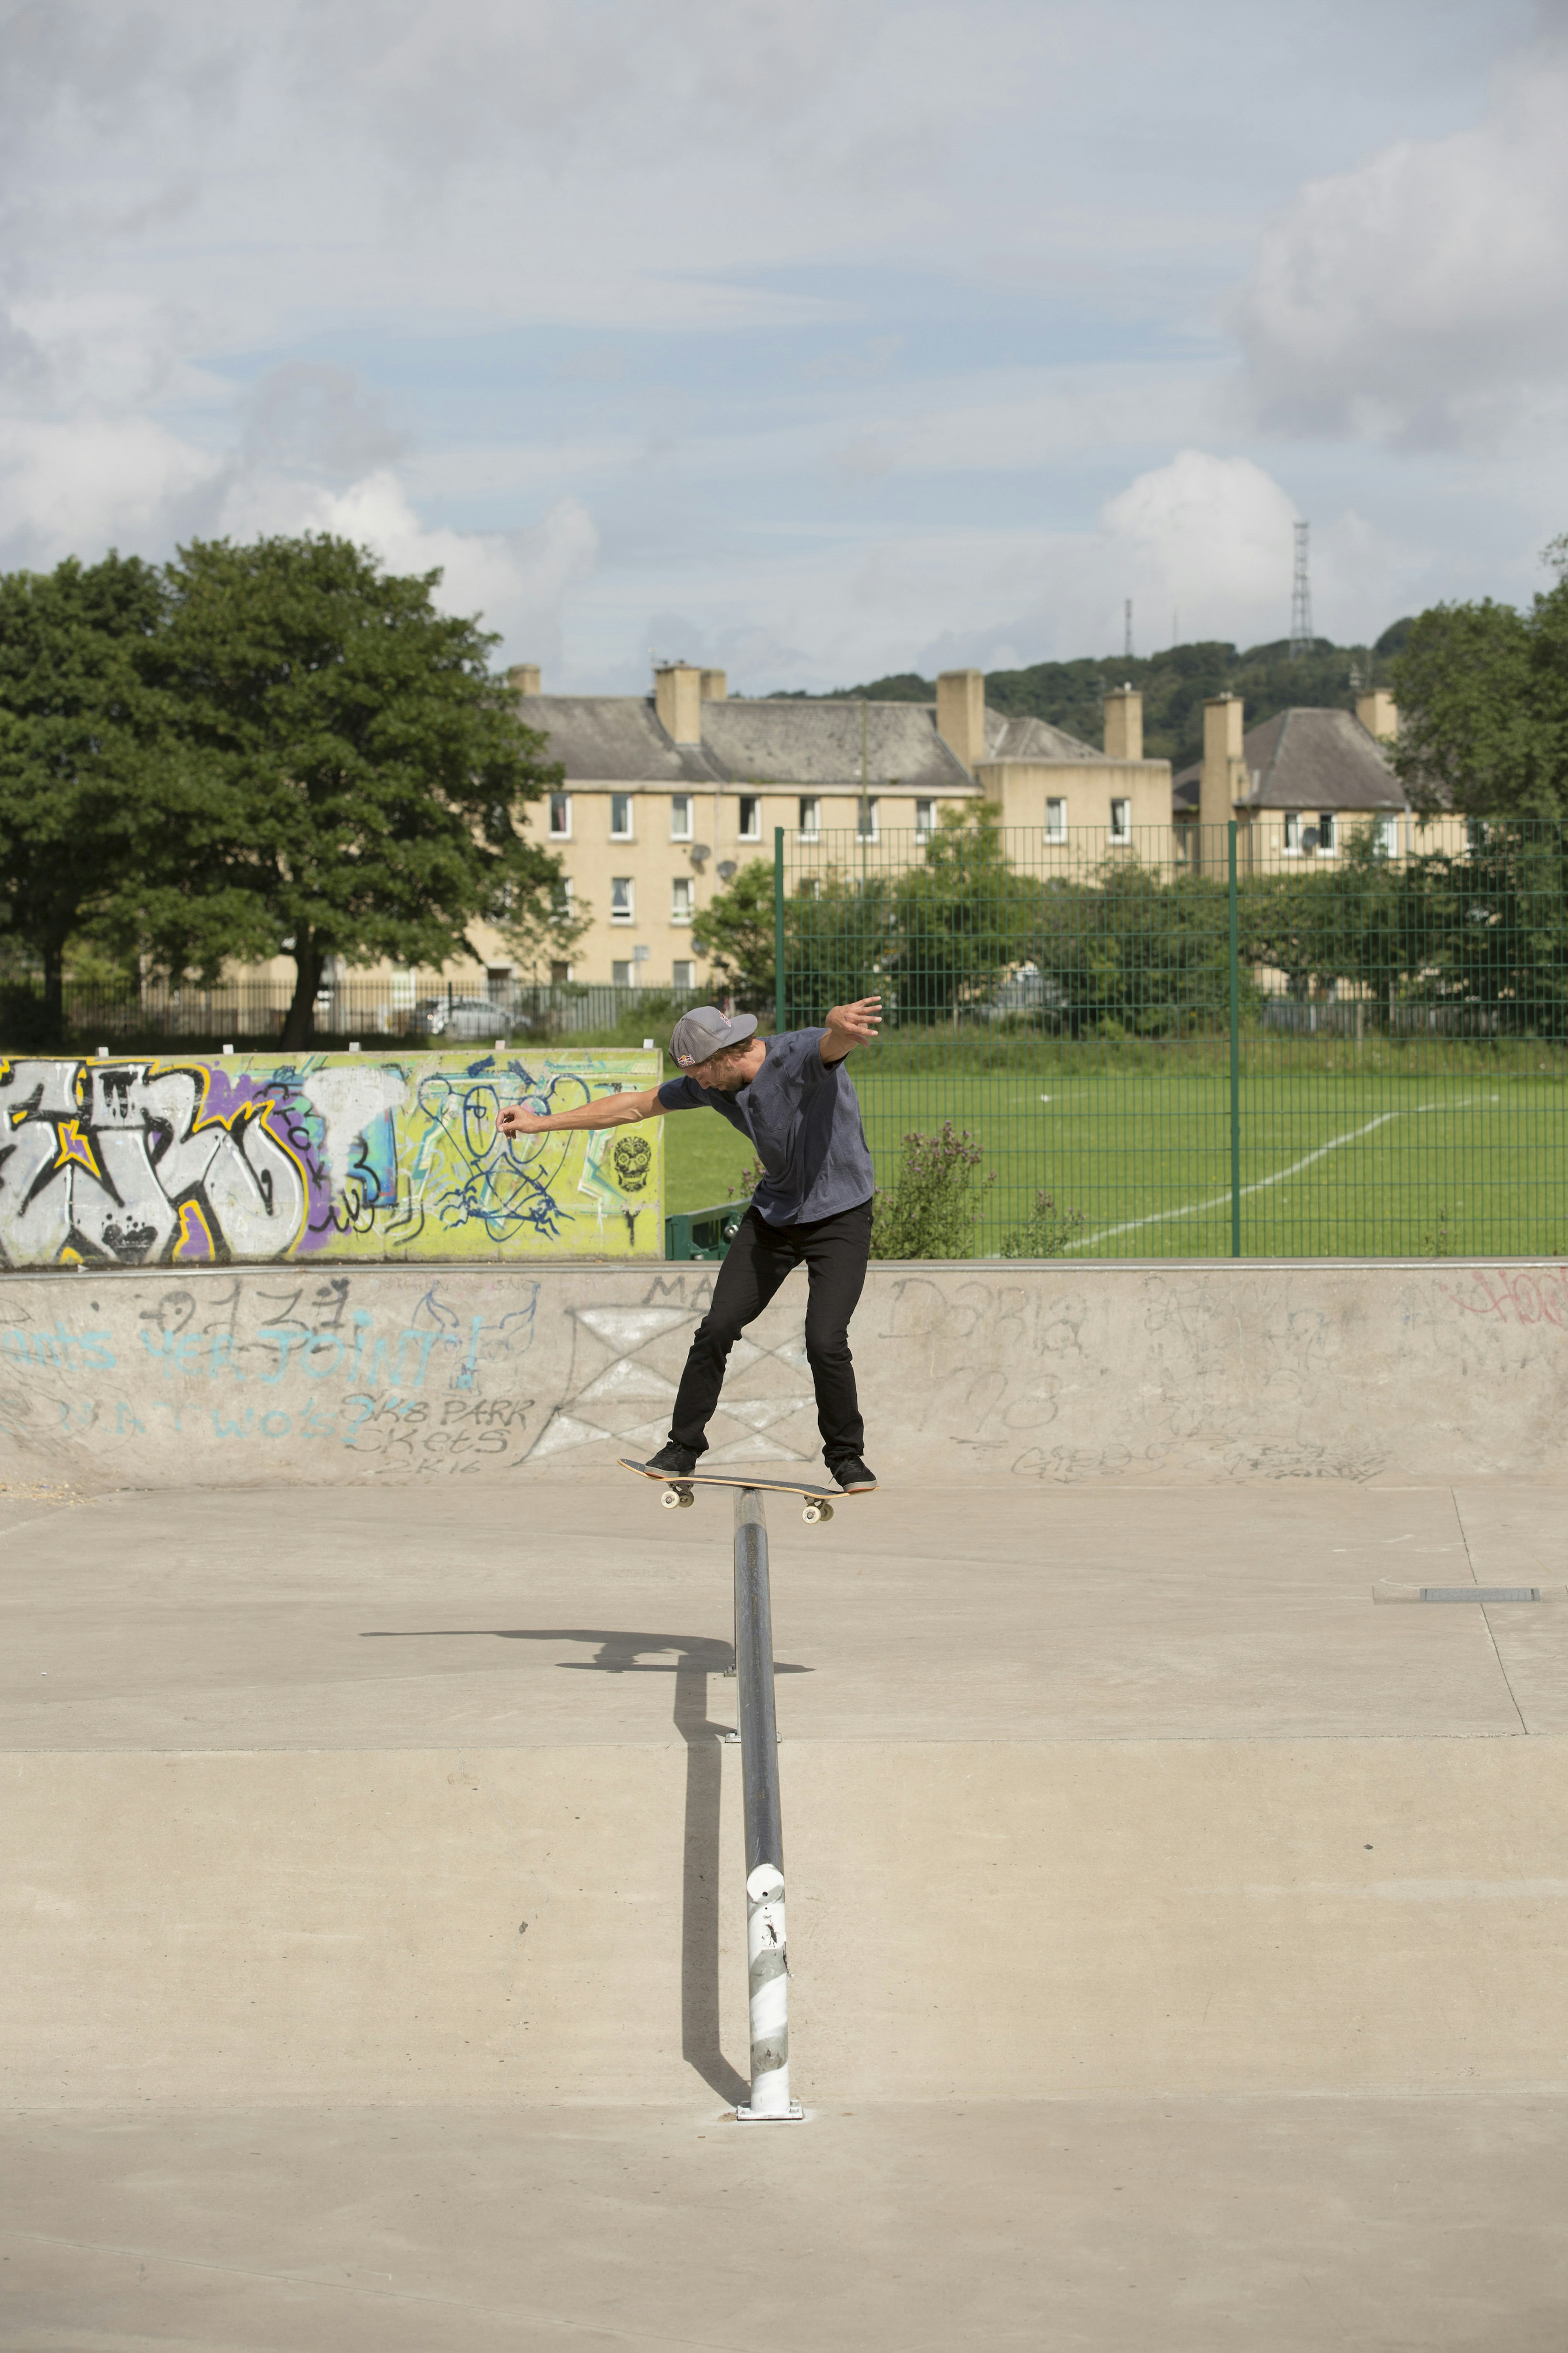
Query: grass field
663 1056 1568 1258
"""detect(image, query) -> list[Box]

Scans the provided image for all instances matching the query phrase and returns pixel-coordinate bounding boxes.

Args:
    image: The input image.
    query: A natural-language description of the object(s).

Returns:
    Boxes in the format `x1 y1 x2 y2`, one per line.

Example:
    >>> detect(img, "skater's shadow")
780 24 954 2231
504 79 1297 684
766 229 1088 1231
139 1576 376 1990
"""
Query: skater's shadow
361 1624 809 2105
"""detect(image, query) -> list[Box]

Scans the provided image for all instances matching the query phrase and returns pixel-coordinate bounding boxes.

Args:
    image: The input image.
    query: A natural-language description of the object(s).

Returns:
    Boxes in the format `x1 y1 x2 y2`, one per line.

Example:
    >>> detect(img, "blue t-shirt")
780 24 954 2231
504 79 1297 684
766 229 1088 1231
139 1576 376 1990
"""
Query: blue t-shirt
657 1028 875 1227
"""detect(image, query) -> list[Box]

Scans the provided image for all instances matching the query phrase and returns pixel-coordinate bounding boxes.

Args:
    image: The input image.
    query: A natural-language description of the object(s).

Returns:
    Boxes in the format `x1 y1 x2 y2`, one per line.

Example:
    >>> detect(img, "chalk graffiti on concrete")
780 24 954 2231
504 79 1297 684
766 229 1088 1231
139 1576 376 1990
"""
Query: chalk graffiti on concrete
0 1050 660 1270
525 1295 817 1468
0 1271 545 1468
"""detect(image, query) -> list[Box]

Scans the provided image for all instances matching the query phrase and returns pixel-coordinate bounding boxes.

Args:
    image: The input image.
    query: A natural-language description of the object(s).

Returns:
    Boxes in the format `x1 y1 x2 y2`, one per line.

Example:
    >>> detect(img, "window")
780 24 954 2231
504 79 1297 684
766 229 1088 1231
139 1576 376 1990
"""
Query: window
673 959 695 989
670 877 694 923
1045 797 1067 843
1318 812 1337 854
610 792 633 839
738 794 761 841
549 792 571 838
1109 798 1131 843
1376 814 1399 856
610 877 634 923
855 796 878 843
612 960 633 986
798 796 820 840
1283 813 1303 854
670 794 692 841
914 799 934 837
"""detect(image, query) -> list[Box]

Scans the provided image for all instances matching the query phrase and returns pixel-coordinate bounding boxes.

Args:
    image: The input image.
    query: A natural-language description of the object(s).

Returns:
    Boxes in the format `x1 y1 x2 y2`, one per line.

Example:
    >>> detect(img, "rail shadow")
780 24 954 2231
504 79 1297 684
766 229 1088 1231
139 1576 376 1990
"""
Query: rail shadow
361 1624 809 2106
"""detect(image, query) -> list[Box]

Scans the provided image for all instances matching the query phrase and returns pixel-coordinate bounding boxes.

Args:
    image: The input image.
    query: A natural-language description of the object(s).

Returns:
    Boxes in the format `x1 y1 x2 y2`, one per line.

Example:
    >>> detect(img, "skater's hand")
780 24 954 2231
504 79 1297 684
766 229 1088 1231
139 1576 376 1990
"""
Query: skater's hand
497 1103 548 1136
822 996 882 1061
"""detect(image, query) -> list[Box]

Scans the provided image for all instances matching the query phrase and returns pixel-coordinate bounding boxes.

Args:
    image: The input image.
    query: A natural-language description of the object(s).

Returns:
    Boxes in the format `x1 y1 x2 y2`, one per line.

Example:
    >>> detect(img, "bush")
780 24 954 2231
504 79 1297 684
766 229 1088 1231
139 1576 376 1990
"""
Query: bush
869 1121 996 1258
1000 1190 1086 1257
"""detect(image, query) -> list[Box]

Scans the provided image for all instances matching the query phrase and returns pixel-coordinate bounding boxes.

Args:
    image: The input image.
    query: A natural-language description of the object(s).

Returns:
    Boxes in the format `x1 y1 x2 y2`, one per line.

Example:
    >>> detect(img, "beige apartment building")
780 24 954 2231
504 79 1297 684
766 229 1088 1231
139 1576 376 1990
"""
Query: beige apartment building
510 662 1172 988
1171 686 1467 865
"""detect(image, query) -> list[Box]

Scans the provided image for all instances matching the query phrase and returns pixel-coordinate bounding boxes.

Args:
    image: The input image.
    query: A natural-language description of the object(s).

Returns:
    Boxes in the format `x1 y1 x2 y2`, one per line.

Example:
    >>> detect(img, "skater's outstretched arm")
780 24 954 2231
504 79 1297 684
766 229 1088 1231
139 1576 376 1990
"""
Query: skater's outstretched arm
497 1086 662 1138
820 996 882 1065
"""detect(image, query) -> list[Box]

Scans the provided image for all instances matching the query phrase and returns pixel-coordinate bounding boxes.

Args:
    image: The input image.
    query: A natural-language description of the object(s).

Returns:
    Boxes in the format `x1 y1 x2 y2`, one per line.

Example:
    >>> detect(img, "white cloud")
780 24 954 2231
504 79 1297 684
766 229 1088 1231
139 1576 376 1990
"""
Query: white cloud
213 468 600 659
1098 449 1299 637
0 0 1549 688
0 413 218 565
1238 7 1568 449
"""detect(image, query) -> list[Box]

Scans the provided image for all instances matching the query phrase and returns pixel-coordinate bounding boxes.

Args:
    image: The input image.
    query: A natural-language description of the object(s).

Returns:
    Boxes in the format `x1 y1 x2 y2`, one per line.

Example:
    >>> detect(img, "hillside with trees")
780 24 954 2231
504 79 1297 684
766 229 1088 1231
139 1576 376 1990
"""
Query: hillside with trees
769 624 1413 774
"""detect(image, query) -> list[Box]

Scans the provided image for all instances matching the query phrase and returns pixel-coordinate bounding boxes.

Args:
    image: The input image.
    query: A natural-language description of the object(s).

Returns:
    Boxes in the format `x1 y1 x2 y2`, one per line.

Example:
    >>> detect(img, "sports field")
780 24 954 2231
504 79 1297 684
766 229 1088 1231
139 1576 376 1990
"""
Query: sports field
665 1064 1568 1257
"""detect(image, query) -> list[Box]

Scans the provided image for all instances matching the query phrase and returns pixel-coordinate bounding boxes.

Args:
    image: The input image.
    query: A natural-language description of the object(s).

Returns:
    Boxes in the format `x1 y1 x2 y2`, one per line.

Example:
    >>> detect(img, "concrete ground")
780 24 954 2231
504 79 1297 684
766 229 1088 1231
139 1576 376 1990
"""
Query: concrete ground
4 1473 1568 2347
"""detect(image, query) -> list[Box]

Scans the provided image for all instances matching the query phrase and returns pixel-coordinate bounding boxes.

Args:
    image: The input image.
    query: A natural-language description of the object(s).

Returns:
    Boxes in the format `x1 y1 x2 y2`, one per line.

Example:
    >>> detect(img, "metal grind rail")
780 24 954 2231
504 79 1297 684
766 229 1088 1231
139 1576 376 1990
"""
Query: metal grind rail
731 1485 803 2122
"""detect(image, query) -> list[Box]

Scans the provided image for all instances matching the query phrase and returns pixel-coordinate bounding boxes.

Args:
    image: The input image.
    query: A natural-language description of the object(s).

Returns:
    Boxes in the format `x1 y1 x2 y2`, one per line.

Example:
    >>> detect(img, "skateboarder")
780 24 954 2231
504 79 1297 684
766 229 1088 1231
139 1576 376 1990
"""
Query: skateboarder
496 999 882 1492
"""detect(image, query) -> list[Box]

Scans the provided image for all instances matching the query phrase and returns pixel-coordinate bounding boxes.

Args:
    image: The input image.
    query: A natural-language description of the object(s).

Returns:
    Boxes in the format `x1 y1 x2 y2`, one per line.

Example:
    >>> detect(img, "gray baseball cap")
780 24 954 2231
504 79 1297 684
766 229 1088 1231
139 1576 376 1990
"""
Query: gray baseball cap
669 1006 759 1068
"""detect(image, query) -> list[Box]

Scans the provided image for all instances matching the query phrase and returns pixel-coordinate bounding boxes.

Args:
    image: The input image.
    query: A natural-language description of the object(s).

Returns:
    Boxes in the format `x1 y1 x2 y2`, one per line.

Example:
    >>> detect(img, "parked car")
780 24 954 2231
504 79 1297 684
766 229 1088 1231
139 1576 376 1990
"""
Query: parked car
414 995 510 1041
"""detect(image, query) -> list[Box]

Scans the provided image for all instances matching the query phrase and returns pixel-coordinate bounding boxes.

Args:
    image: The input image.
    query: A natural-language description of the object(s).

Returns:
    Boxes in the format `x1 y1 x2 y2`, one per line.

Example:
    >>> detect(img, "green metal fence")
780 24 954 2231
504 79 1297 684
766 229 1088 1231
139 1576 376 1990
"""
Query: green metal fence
0 976 703 1050
774 818 1568 1259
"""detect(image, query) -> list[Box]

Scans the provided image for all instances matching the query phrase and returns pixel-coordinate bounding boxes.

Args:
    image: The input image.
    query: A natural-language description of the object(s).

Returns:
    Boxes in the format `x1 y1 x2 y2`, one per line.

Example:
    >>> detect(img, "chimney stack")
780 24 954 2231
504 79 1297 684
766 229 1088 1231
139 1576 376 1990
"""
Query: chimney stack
509 663 542 697
654 662 704 745
1200 695 1247 836
1356 688 1398 742
936 669 986 772
700 669 728 702
1103 685 1143 762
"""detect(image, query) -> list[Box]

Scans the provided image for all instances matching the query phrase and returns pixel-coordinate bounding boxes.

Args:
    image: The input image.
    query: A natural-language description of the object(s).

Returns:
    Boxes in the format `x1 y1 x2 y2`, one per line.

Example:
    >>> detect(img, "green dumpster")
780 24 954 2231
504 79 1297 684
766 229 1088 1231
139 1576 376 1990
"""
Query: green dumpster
663 1198 749 1260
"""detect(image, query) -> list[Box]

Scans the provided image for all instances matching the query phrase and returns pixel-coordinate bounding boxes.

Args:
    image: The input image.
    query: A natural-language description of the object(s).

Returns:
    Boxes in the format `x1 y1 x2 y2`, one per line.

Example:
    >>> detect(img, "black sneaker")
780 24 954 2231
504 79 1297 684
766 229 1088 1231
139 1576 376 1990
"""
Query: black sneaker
830 1458 878 1493
646 1441 697 1476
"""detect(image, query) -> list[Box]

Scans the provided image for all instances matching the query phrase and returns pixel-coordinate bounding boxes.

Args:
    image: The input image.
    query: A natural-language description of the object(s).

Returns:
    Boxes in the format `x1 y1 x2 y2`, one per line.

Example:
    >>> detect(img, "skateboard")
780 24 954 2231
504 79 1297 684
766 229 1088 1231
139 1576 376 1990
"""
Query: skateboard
619 1456 858 1524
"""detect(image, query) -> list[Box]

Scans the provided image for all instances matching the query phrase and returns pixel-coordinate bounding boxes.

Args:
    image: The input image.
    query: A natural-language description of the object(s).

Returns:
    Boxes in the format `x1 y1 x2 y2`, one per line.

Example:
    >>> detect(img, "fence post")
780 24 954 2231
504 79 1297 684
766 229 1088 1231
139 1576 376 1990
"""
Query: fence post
732 1485 802 2121
1228 820 1242 1258
773 827 786 1035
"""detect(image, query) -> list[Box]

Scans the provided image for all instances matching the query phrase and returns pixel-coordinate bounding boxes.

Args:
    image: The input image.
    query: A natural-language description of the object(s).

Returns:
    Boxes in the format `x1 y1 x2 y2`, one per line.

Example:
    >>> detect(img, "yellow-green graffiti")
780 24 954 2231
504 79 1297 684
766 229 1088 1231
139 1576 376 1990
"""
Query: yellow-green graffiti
0 1050 662 1267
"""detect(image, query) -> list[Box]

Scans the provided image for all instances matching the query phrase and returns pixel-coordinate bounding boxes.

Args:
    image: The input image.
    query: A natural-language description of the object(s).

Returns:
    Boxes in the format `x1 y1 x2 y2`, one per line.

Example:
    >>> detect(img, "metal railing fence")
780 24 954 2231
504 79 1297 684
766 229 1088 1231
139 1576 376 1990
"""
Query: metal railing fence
774 819 1568 1259
0 976 704 1049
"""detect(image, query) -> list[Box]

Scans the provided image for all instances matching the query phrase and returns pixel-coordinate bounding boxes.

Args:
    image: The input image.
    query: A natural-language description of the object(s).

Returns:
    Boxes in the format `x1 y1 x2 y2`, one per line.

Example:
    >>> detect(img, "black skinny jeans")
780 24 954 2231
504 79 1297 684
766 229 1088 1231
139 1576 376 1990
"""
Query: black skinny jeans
669 1199 873 1465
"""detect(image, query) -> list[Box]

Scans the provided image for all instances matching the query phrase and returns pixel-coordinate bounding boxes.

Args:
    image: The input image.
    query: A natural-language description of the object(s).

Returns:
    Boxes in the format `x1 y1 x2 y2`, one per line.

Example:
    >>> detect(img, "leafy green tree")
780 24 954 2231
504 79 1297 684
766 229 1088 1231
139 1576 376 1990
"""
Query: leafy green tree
0 552 170 1043
1031 866 1233 1036
886 806 1038 1020
1392 826 1568 1034
1389 599 1552 816
690 857 777 1009
1391 545 1568 819
138 532 572 1044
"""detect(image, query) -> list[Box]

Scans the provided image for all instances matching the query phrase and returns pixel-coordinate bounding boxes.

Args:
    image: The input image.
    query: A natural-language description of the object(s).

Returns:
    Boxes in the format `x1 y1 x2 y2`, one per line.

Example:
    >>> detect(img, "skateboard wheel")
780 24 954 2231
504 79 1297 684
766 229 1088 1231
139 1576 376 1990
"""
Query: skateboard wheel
660 1488 682 1509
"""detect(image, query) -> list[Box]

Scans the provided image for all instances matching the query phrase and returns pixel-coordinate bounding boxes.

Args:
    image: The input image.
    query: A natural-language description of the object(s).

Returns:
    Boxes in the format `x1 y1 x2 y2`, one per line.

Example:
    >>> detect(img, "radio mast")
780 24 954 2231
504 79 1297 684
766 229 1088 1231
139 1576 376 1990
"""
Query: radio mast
1290 521 1313 660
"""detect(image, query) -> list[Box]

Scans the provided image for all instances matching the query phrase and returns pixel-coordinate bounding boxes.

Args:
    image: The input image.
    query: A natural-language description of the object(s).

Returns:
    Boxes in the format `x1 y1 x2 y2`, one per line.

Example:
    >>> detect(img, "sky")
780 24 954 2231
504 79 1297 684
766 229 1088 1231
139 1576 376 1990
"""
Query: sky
3 0 1567 689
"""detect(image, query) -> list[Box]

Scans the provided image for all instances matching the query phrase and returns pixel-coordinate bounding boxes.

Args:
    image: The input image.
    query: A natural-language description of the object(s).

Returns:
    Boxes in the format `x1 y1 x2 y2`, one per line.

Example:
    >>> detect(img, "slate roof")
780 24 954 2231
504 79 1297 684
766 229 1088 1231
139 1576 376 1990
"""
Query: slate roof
701 698 973 790
515 695 721 785
517 691 1104 788
1172 707 1407 814
983 710 1106 762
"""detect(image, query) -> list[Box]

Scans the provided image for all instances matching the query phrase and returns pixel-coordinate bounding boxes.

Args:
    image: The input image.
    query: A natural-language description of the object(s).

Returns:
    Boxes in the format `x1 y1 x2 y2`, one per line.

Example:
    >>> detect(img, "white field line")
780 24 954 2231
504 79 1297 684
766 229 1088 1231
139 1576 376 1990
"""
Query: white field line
1063 1098 1461 1252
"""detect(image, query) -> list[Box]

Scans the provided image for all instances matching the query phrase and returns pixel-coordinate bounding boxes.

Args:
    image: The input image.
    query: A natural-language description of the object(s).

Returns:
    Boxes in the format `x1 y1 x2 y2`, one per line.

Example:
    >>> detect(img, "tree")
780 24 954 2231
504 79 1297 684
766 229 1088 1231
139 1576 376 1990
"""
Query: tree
690 856 777 1008
139 533 573 1044
886 805 1037 1020
0 553 170 1043
1391 546 1568 819
1031 865 1233 1036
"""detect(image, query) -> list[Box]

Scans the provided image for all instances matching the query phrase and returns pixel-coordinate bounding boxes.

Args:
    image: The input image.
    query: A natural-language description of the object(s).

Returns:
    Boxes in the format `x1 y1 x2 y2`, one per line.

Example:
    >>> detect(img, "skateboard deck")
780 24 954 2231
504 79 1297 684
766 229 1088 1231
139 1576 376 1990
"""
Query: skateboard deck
619 1455 862 1523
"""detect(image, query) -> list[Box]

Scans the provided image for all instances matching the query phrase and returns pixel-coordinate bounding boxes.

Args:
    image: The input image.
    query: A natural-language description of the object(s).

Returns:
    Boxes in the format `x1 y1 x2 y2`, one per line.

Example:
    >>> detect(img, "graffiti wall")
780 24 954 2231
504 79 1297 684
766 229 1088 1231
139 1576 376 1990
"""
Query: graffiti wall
0 1050 662 1268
